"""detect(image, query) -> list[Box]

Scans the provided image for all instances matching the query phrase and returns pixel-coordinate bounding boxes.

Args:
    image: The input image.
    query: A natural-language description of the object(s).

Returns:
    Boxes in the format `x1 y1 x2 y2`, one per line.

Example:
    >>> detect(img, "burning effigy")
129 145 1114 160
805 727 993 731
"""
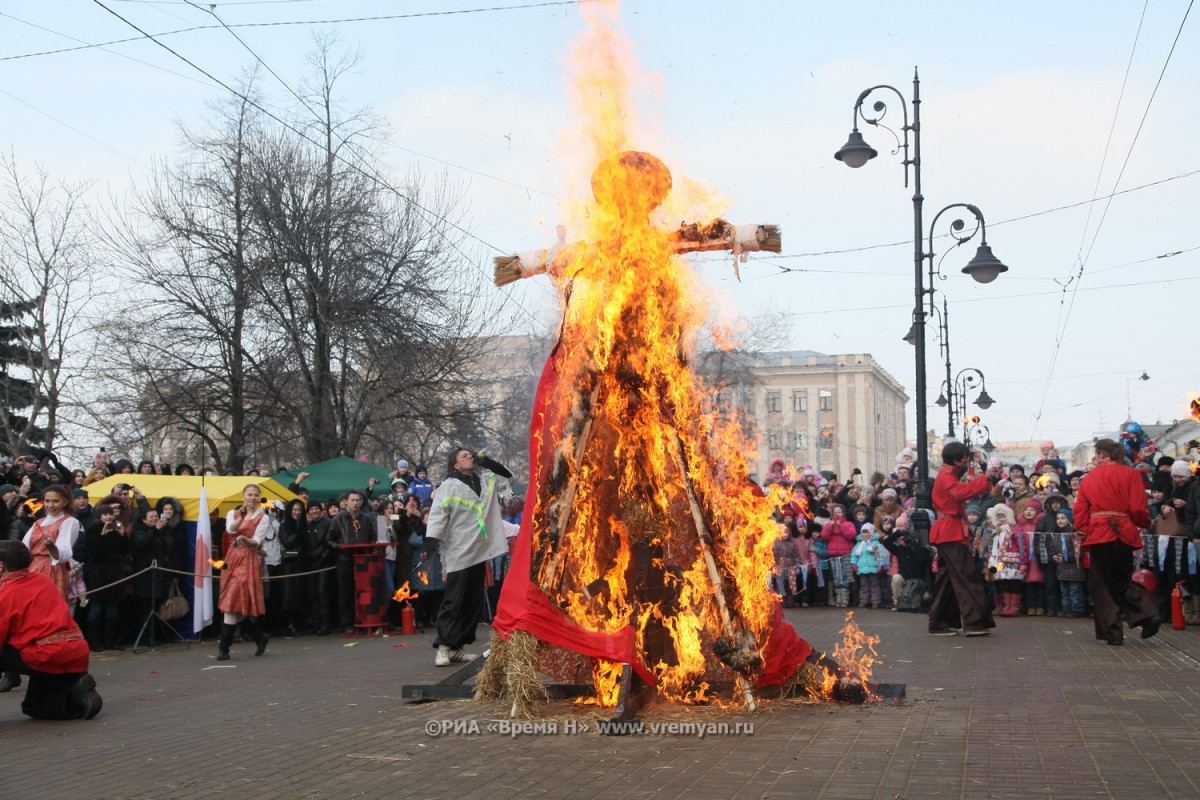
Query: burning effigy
473 1 859 718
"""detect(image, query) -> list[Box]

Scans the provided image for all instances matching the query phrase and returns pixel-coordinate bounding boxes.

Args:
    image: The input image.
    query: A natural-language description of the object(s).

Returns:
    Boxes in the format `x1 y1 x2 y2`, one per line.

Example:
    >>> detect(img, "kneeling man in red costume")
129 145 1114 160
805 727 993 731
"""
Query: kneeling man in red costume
0 540 101 719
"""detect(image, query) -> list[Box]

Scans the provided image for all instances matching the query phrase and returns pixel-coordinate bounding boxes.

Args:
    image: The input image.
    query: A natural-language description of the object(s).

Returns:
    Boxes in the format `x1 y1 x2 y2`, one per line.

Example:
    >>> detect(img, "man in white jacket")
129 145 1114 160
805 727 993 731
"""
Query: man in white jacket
426 448 512 666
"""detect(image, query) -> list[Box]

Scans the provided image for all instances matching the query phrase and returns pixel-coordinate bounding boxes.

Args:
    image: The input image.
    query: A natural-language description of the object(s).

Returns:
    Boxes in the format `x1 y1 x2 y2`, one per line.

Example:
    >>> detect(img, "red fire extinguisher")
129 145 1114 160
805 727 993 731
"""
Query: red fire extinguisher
401 603 416 635
1172 581 1189 631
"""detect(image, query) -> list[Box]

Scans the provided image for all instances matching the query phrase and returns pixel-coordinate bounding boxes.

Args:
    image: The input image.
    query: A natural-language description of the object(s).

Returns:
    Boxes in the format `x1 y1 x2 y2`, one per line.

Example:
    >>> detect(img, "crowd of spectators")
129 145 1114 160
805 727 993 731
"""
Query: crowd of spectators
3 424 1195 657
0 449 524 652
765 429 1200 626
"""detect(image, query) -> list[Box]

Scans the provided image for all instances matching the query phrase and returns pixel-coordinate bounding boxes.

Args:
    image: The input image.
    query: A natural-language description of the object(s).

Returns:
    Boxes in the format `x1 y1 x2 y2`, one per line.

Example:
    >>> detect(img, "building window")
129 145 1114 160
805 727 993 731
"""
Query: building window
766 391 781 413
793 390 807 412
790 430 808 451
819 389 833 412
767 430 782 450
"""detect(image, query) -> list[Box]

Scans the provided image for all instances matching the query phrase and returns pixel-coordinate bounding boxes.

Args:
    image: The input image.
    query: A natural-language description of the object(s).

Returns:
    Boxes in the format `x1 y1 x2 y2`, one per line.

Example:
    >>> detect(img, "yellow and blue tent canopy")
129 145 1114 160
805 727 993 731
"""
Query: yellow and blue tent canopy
84 475 298 521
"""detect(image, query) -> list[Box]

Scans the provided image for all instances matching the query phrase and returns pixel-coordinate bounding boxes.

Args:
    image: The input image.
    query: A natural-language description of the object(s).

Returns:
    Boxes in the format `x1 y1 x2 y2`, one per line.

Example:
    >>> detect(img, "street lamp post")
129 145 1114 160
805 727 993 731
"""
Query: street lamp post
937 367 996 440
964 420 993 459
836 68 1008 524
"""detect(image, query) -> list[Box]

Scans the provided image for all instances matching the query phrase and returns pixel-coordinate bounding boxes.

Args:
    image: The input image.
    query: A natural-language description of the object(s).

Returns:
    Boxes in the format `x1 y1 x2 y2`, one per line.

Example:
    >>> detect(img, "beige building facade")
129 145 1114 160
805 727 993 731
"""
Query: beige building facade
725 350 909 482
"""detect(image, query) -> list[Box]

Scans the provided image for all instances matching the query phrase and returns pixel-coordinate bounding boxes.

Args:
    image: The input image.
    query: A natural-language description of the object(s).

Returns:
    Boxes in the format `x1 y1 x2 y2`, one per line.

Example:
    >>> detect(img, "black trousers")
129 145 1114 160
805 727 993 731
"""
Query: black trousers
928 541 995 632
336 556 355 628
434 562 486 650
307 566 336 630
0 644 89 720
1089 540 1157 643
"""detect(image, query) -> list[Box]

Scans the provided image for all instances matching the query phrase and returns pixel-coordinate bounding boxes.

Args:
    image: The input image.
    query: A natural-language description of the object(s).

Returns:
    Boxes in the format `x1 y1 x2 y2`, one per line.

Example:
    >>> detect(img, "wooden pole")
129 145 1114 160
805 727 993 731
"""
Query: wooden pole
666 428 757 711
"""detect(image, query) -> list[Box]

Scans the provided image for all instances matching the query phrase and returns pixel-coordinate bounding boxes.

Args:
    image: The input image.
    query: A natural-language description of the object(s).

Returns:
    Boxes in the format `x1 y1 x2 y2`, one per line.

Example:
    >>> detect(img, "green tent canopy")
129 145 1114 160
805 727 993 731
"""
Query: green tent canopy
271 455 395 503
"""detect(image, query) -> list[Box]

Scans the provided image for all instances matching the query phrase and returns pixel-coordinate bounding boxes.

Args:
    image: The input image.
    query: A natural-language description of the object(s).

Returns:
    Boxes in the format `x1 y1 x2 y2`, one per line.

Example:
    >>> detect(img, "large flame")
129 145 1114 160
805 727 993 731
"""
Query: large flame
528 1 778 706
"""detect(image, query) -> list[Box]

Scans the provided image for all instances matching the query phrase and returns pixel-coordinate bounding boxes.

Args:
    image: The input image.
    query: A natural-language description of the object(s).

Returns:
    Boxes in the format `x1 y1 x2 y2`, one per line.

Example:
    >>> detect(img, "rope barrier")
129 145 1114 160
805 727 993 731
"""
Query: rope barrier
69 563 338 601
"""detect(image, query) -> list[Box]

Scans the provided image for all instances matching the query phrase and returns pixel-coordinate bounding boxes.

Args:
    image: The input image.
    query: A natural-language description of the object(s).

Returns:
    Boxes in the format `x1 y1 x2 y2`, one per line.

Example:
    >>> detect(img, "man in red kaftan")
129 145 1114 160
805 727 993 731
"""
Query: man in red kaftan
0 541 102 720
1074 438 1160 645
927 442 999 637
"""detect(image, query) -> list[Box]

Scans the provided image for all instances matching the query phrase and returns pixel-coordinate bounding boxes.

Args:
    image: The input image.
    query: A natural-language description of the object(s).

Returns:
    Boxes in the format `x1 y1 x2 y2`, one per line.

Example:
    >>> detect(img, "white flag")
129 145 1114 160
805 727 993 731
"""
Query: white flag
193 486 214 633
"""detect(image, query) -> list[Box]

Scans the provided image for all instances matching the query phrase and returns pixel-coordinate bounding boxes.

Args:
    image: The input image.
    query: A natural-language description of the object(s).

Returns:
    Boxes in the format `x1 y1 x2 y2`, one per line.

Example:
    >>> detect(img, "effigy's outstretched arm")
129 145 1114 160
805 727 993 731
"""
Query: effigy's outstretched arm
494 220 781 286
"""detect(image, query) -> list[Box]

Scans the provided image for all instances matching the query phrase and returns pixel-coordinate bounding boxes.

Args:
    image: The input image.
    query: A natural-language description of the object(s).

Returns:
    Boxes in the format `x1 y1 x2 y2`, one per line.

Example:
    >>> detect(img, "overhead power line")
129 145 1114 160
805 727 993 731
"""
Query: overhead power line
1028 0 1195 439
3 1 589 61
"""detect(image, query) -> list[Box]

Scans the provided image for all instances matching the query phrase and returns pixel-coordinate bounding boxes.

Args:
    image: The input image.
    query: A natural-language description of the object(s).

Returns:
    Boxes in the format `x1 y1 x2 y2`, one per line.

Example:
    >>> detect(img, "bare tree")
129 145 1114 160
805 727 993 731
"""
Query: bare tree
0 156 97 457
247 40 507 464
94 42 512 474
97 88 267 472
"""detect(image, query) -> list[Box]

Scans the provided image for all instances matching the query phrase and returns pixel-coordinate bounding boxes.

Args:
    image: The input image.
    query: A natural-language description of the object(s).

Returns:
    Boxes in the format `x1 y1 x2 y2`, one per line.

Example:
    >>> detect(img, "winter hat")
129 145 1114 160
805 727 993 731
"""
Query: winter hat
396 460 410 470
860 522 877 537
1008 464 1026 476
988 505 1016 526
0 484 18 497
987 457 1003 471
1170 460 1194 478
1039 440 1055 450
881 488 898 501
1151 473 1173 494
391 477 409 488
72 489 89 499
965 504 983 519
1056 508 1074 526
415 463 428 475
1024 497 1043 515
1043 493 1067 512
895 512 911 530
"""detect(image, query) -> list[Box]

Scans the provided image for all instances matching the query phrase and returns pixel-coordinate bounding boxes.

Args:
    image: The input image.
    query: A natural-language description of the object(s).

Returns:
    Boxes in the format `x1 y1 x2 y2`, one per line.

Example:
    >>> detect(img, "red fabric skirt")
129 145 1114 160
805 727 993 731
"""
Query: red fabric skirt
29 555 69 602
218 545 266 617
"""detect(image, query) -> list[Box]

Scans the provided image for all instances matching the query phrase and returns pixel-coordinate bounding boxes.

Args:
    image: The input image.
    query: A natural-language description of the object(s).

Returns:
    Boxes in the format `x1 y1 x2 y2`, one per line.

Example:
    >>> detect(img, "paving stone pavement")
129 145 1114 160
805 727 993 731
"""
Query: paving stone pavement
3 607 1200 799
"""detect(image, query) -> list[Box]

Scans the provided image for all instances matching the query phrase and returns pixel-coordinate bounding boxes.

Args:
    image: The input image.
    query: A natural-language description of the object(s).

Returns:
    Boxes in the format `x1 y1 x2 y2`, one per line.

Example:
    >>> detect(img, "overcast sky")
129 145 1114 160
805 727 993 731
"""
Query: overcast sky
3 0 1197 452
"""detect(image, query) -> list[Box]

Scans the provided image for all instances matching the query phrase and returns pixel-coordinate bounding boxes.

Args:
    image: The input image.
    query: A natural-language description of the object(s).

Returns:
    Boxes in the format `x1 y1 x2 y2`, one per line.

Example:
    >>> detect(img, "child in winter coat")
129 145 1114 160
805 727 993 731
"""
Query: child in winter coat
1049 509 1087 617
771 522 801 607
792 518 821 607
851 523 890 609
965 504 994 608
1034 494 1070 616
987 505 1028 616
820 504 858 607
1015 500 1045 615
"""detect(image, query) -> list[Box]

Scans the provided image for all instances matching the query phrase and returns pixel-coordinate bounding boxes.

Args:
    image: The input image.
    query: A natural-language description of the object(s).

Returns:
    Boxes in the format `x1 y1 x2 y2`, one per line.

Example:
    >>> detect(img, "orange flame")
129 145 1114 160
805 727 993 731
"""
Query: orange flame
1189 393 1200 423
818 612 881 702
392 581 419 603
415 569 430 587
795 494 813 520
209 559 225 570
1191 462 1199 475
